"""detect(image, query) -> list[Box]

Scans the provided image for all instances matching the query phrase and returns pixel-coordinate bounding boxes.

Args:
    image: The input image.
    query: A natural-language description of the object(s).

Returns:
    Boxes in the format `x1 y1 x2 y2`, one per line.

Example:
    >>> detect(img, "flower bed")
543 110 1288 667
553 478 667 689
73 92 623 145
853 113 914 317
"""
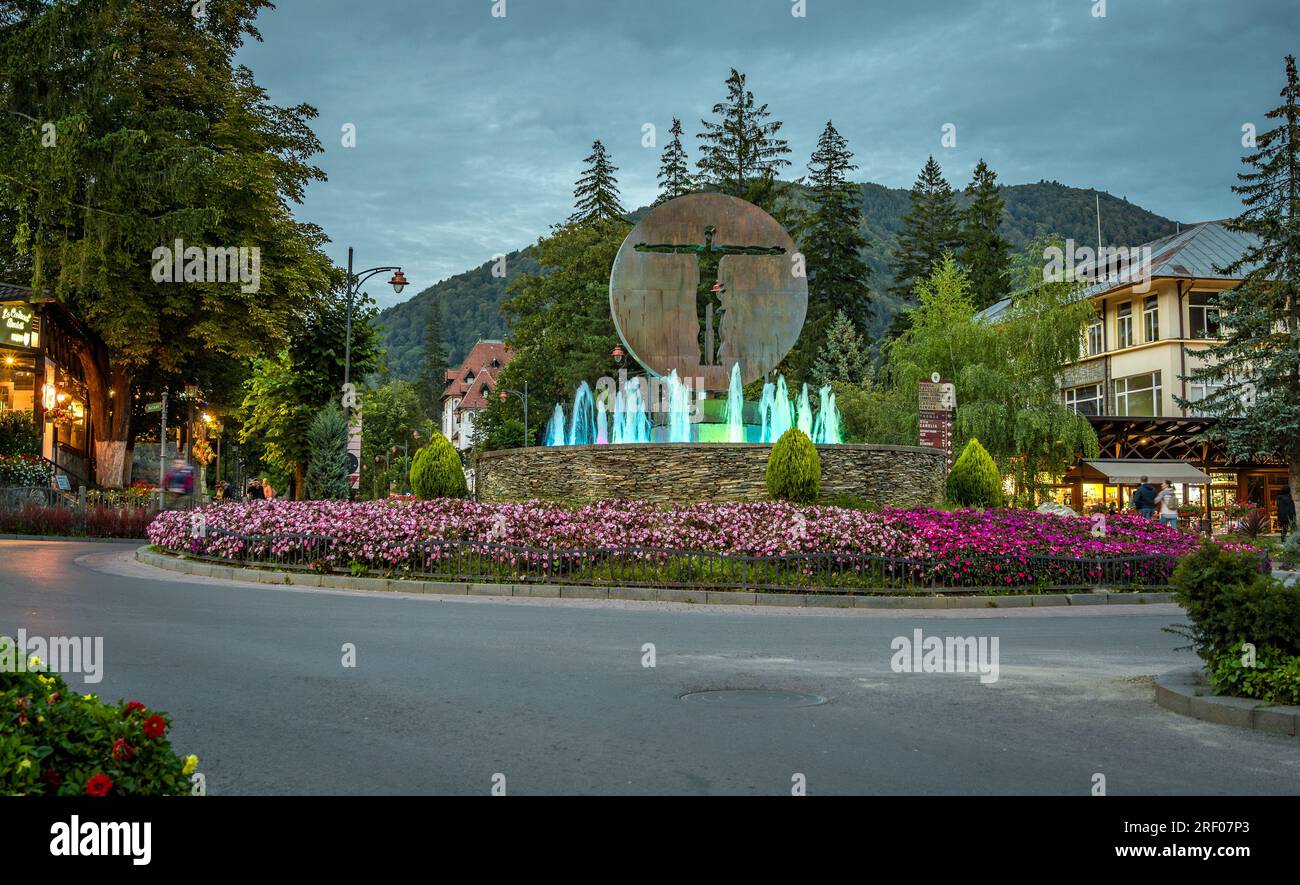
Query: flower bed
1 645 198 796
148 499 1262 590
0 454 50 487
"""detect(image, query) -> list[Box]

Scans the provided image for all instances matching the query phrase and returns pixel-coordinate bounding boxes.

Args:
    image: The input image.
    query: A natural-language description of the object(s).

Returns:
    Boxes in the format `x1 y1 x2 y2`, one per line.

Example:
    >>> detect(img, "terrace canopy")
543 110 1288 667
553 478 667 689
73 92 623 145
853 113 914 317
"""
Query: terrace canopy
1065 459 1210 485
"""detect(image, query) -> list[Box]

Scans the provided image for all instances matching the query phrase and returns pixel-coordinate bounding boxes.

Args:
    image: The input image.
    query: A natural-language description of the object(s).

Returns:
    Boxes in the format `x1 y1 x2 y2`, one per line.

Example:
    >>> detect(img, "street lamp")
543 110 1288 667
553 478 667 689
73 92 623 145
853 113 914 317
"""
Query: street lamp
498 381 530 447
344 247 408 388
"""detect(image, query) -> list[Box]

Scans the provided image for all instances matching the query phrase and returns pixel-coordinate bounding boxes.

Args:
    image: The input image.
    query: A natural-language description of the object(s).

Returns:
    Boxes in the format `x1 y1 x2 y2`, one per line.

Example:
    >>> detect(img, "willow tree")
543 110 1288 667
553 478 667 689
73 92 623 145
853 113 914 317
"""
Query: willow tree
883 249 1097 506
0 0 335 485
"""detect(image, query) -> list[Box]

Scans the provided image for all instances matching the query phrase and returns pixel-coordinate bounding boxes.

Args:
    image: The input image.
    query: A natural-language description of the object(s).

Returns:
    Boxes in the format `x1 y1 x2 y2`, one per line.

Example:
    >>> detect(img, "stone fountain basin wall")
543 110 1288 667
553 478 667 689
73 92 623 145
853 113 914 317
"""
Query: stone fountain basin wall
474 443 946 507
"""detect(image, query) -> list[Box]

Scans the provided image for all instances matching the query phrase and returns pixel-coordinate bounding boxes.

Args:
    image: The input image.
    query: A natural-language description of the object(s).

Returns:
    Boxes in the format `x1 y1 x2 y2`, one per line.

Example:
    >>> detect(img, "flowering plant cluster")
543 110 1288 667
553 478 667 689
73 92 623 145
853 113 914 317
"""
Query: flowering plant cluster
148 499 1262 587
1224 500 1259 519
87 480 156 509
192 436 215 466
0 454 50 487
43 406 75 429
1 645 198 796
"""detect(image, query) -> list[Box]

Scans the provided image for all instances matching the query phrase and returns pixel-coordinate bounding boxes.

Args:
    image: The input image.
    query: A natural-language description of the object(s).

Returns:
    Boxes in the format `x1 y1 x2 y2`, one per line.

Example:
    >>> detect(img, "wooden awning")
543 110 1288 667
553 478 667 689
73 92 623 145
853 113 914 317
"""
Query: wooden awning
1065 458 1211 485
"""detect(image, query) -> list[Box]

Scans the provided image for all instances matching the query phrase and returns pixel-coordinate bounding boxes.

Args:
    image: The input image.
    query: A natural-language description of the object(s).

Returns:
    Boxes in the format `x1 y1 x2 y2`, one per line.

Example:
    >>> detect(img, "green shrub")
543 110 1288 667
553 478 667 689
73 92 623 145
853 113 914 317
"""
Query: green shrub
1209 642 1300 706
1 640 198 796
0 411 38 457
945 437 1002 508
1167 539 1300 664
305 402 351 500
1280 532 1300 569
410 432 468 499
766 428 821 504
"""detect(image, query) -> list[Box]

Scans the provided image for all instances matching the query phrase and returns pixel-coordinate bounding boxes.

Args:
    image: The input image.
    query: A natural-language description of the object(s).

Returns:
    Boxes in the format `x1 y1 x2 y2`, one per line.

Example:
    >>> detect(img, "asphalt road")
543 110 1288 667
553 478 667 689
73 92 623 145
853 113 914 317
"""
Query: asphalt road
2 539 1297 795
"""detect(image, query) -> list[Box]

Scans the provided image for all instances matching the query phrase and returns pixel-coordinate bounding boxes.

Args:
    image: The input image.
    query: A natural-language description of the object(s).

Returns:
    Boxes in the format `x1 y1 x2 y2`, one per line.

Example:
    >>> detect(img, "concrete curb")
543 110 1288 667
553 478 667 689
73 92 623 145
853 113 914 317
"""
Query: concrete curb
1155 668 1299 737
134 547 1177 610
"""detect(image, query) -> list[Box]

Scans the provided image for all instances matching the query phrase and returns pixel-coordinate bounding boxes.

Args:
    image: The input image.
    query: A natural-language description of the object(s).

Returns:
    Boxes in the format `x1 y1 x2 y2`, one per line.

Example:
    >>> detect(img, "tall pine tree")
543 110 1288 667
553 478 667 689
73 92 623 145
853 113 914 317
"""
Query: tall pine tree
568 140 624 225
889 156 962 300
810 309 872 388
804 120 872 335
415 298 449 420
696 68 791 210
1179 55 1300 496
655 117 694 204
959 159 1012 311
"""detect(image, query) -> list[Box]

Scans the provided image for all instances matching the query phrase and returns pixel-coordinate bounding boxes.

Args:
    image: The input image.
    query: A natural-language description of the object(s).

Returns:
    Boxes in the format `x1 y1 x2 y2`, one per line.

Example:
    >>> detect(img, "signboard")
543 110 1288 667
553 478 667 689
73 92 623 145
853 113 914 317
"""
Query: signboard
918 374 957 470
54 474 71 492
1 303 38 349
145 401 163 414
346 410 362 491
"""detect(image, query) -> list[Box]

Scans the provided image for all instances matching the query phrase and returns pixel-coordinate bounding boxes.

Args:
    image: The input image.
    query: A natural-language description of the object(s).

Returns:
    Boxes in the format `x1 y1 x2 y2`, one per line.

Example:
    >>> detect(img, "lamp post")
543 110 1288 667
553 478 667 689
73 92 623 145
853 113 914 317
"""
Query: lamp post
497 381 529 447
344 247 408 389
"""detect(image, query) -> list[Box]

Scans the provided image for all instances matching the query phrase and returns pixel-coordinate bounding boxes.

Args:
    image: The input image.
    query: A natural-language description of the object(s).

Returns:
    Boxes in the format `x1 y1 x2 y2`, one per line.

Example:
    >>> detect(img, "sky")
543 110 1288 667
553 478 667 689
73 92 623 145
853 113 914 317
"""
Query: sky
235 0 1299 308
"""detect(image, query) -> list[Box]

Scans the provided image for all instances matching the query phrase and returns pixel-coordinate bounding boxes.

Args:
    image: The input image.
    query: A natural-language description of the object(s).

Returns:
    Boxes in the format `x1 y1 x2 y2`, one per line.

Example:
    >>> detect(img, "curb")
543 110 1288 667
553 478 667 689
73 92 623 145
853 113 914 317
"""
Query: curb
134 547 1177 610
1155 668 1299 737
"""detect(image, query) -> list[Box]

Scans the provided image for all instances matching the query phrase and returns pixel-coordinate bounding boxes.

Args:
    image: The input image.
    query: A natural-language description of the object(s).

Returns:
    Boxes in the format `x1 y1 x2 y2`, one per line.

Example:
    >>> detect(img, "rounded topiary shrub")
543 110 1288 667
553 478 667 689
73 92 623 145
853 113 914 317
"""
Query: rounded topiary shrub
409 432 468 499
766 428 821 504
945 437 1002 508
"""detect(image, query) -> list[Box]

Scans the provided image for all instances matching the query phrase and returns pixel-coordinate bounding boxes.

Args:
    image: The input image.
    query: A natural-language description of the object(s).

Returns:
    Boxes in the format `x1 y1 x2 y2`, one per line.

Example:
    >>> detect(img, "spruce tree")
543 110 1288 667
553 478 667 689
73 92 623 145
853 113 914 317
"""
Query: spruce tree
1179 55 1300 497
655 117 694 204
959 159 1013 311
415 298 449 420
803 120 872 340
889 156 962 300
696 68 791 210
568 140 624 225
810 310 872 388
305 402 351 500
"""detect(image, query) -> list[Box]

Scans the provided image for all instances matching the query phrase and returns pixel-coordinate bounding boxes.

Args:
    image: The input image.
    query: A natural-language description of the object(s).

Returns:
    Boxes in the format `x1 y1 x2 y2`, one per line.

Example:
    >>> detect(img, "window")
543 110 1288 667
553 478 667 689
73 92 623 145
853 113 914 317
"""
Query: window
1113 371 1162 417
1143 296 1158 342
1188 292 1221 339
1188 380 1225 416
1117 301 1134 348
1086 311 1103 356
1065 384 1104 416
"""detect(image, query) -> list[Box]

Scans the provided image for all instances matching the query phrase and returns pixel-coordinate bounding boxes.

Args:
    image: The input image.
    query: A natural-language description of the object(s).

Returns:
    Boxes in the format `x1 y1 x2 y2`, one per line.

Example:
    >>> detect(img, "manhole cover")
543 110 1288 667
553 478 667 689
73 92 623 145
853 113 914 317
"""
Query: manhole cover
680 689 828 708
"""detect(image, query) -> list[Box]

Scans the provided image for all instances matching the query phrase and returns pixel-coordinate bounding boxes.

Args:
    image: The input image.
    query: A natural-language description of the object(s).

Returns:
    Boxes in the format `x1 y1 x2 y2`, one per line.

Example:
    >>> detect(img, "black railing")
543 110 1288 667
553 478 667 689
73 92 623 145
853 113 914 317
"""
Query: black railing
172 528 1180 594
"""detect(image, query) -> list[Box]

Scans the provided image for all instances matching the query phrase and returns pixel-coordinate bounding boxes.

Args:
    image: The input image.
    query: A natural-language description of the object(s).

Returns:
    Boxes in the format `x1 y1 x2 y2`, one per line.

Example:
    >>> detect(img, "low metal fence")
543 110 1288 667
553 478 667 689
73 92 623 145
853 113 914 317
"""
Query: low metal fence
176 528 1179 594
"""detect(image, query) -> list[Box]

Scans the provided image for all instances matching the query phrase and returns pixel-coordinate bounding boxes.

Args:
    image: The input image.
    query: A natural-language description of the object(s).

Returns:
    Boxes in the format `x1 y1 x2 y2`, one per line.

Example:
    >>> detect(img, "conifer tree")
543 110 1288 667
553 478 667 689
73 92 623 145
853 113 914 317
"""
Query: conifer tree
810 309 871 388
803 121 872 338
959 159 1013 311
1179 55 1300 496
415 298 449 419
568 140 624 225
889 156 962 300
655 117 694 204
696 68 791 210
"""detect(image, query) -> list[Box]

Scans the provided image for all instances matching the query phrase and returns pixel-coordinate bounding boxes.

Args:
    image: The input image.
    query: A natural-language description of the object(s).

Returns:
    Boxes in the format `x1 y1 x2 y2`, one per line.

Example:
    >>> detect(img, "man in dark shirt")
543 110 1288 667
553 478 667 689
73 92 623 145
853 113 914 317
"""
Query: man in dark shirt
1129 476 1158 518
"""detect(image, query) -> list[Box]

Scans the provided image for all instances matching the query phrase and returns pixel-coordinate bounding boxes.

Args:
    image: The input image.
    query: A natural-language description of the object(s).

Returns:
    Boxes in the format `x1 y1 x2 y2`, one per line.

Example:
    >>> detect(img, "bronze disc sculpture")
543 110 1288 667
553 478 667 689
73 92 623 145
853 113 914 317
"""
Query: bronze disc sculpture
608 192 807 391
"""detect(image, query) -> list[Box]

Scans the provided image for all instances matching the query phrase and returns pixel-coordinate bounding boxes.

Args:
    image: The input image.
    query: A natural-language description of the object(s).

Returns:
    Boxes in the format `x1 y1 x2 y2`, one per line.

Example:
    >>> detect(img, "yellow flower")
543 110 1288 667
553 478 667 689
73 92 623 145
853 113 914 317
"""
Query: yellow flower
37 675 54 687
27 655 41 669
36 715 44 723
182 755 199 776
18 759 31 770
82 693 95 701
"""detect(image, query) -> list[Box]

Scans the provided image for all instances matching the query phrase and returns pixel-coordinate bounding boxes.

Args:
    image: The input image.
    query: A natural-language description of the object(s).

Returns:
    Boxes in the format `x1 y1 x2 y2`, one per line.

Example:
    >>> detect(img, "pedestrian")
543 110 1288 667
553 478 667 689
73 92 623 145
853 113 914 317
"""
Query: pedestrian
246 478 264 500
1129 476 1158 519
1154 480 1180 530
262 477 276 500
1277 485 1295 541
1107 501 1118 515
214 479 228 500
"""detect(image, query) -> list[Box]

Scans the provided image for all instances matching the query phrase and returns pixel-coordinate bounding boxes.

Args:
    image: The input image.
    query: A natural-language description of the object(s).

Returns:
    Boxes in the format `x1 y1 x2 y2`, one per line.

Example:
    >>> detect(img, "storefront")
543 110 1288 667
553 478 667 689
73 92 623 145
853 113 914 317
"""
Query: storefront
0 283 97 487
1047 416 1290 530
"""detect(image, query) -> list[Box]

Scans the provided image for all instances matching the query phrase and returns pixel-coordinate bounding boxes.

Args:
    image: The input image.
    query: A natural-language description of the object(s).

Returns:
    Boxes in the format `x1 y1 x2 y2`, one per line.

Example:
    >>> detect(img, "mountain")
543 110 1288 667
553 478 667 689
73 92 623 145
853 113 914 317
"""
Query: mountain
378 180 1181 379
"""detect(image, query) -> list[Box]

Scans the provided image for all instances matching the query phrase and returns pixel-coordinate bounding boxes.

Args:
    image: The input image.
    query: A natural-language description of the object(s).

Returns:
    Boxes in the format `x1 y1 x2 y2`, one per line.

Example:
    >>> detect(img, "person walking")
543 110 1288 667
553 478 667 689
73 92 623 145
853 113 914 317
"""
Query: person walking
1277 485 1295 541
262 477 276 500
1129 476 1158 518
1154 480 1180 530
246 478 264 500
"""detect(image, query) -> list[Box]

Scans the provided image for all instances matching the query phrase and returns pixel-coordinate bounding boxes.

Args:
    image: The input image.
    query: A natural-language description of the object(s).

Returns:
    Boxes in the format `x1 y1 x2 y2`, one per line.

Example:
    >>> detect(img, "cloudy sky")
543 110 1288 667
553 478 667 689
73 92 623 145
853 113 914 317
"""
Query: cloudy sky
236 0 1298 308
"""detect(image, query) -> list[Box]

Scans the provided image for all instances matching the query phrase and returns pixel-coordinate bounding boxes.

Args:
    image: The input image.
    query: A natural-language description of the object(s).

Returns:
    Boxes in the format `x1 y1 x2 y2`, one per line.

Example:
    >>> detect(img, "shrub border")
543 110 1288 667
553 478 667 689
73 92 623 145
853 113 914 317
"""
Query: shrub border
135 546 1175 610
1155 668 1300 737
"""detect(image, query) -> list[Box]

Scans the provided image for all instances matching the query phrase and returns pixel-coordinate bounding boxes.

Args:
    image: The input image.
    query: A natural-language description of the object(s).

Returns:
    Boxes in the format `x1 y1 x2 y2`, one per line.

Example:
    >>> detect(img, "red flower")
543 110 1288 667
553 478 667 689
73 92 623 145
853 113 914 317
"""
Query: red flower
122 701 147 717
142 714 166 739
112 738 134 761
40 768 62 794
84 774 113 797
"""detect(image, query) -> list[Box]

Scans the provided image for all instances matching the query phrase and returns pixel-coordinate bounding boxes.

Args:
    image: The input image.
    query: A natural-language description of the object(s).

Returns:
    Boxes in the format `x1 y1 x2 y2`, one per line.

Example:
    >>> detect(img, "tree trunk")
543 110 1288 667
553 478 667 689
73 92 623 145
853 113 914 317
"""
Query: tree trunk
75 339 132 488
294 462 305 501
